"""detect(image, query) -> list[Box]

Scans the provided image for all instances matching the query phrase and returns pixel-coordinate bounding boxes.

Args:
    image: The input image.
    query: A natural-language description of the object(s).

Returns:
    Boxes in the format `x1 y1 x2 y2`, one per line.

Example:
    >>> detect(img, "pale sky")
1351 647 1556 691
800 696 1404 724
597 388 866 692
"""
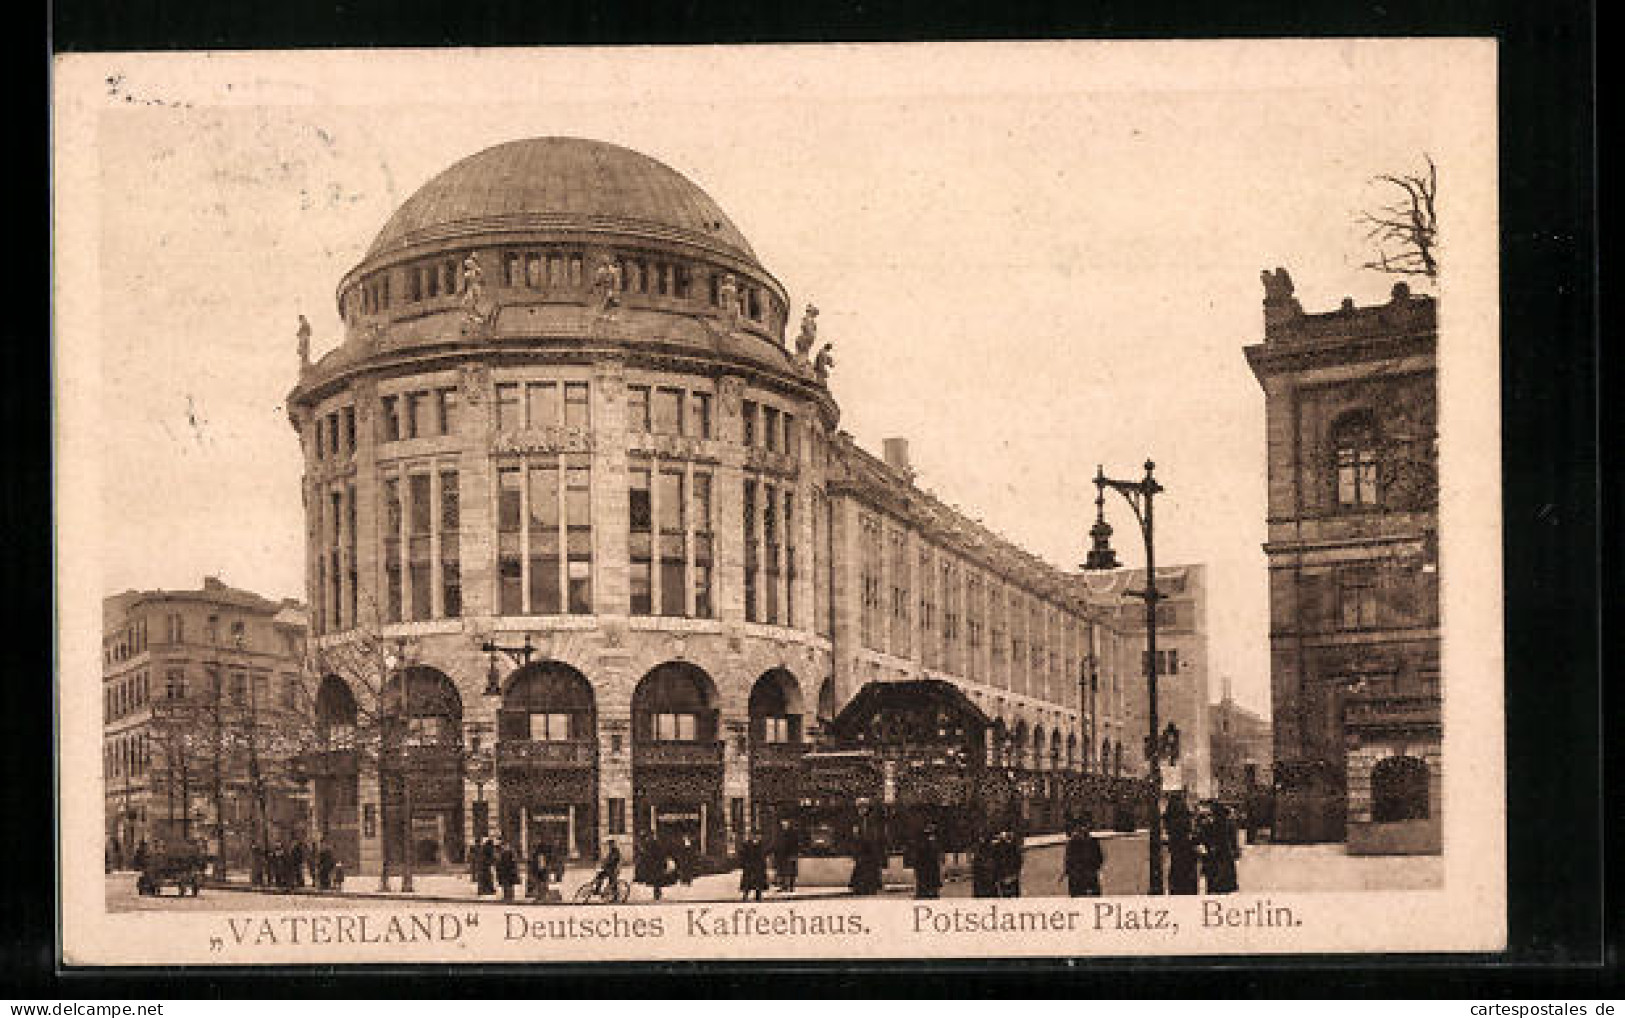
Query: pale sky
75 42 1467 716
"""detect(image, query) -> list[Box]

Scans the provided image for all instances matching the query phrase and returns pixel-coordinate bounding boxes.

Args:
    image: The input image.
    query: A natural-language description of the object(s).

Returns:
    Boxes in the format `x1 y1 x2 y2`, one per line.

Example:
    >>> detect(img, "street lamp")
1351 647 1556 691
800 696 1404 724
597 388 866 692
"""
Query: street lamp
1083 459 1167 895
384 638 417 892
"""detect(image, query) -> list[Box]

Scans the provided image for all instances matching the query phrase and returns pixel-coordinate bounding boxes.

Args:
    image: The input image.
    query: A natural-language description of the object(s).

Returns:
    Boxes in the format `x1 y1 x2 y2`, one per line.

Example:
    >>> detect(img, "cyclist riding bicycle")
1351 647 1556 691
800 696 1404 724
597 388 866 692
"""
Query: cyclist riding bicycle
588 840 622 897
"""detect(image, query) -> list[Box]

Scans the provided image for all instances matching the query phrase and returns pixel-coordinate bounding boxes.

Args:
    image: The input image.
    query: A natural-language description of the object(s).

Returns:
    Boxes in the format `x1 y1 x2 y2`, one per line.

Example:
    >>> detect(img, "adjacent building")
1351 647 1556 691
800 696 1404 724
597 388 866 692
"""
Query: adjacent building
102 578 309 865
1207 687 1272 804
1245 270 1441 854
285 138 1148 875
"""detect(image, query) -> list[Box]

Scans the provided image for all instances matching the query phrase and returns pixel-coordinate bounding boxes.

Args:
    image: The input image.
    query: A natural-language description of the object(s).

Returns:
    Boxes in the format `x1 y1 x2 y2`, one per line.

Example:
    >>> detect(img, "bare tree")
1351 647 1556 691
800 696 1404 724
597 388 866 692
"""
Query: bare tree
1359 155 1438 280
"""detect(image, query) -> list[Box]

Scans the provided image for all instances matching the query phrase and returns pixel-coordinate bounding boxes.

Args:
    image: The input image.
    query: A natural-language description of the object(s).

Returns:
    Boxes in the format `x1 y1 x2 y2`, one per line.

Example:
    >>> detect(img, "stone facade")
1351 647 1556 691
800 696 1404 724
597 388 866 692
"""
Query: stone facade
1245 270 1441 850
286 138 1145 875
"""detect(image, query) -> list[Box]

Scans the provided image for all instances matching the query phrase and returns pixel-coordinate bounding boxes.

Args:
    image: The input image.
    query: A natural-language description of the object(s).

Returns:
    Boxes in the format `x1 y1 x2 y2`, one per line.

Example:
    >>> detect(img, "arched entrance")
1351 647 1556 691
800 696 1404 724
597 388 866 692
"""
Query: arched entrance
632 662 724 866
497 661 599 862
381 667 464 870
311 676 361 871
1371 755 1430 822
748 668 806 834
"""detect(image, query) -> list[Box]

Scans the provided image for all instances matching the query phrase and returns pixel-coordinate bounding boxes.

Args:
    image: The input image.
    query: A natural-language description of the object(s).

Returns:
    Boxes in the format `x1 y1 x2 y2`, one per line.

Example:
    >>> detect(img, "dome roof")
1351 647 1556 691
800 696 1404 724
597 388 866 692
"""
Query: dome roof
365 137 757 262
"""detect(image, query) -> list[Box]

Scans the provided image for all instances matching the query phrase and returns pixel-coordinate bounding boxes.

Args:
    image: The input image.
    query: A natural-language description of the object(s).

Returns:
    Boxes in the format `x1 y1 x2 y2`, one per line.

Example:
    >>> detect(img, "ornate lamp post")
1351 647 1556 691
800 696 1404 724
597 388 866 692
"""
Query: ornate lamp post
1083 459 1167 895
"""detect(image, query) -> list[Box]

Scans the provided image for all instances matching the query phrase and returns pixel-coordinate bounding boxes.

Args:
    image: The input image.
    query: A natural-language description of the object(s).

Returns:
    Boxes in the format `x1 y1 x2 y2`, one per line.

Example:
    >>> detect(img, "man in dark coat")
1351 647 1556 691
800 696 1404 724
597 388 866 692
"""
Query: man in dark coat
1063 815 1104 897
1164 796 1200 895
635 833 674 900
772 819 801 893
738 833 769 902
527 841 549 901
910 824 943 899
992 830 1023 897
496 840 520 902
1199 805 1239 894
289 841 306 888
316 842 335 890
132 840 149 873
848 830 885 896
970 832 999 898
476 837 496 896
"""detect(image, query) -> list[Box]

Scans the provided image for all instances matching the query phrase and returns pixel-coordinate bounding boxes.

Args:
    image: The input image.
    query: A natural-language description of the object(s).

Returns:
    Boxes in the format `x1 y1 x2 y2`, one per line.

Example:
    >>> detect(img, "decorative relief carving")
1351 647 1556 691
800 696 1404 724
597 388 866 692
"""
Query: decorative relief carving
793 304 818 360
813 342 835 382
459 362 490 405
459 253 501 336
352 377 377 424
296 315 312 375
745 445 798 477
717 376 745 415
492 428 595 455
628 432 711 461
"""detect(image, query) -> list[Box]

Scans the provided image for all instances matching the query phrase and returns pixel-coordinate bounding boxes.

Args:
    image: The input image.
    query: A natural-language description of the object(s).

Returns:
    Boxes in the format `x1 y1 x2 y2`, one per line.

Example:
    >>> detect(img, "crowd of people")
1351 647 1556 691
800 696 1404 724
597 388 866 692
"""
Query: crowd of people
251 839 344 892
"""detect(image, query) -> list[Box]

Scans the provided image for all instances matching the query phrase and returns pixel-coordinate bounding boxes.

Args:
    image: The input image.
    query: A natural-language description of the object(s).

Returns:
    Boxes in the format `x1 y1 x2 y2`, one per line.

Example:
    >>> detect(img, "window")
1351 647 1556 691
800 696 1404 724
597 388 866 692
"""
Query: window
783 489 796 628
384 479 403 622
326 412 340 457
693 472 713 618
1371 755 1430 822
343 406 357 451
436 388 459 436
496 384 522 431
498 468 523 615
408 474 432 620
1141 649 1180 676
528 465 561 614
527 382 559 430
381 396 401 443
627 386 650 433
165 668 187 700
440 469 461 618
565 465 592 613
689 392 712 439
629 465 652 615
529 712 573 741
763 406 780 452
763 482 780 624
564 383 590 429
1339 569 1379 630
658 469 685 616
652 713 698 741
1333 411 1381 509
653 388 683 436
761 716 792 743
743 400 758 447
743 480 759 622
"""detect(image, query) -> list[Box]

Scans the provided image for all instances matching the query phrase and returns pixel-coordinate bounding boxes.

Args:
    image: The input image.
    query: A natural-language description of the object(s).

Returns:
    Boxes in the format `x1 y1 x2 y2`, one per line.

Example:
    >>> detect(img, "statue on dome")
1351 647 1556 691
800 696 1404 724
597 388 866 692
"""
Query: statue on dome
813 341 835 382
459 253 500 334
592 256 622 313
793 304 819 360
296 315 312 374
718 273 740 328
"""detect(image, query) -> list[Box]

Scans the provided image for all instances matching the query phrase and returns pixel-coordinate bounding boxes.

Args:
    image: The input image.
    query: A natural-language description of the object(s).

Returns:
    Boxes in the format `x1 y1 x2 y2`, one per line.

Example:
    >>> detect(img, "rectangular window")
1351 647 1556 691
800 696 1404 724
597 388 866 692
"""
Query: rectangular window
626 385 651 433
743 400 758 447
409 474 432 620
495 383 522 431
652 713 698 741
565 465 592 613
629 464 652 616
762 716 791 743
1339 570 1379 630
440 470 461 618
783 489 796 628
405 392 428 440
763 406 780 452
436 388 459 436
343 406 356 452
764 487 780 624
504 252 521 287
529 465 561 614
653 387 683 436
658 469 685 616
689 392 712 439
783 413 796 459
526 382 559 430
743 479 759 623
384 478 403 622
498 467 523 615
608 798 627 836
564 383 590 429
381 396 400 442
529 712 573 741
693 472 713 618
326 412 340 456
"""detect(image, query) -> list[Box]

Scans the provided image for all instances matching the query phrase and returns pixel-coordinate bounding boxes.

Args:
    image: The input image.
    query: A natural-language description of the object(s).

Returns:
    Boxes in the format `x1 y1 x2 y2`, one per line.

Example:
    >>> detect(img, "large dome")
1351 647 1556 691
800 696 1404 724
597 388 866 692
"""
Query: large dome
365 137 757 262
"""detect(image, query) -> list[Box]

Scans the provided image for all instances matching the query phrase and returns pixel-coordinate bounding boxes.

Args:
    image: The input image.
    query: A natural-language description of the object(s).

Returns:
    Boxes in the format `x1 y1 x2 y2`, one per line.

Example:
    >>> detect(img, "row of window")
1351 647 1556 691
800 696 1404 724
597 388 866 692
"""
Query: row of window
494 382 591 433
495 458 594 617
741 399 797 456
104 618 148 666
1141 649 1182 677
858 514 1082 705
627 384 711 439
105 612 263 665
344 248 783 329
629 460 714 617
104 670 150 722
385 468 462 625
105 732 150 780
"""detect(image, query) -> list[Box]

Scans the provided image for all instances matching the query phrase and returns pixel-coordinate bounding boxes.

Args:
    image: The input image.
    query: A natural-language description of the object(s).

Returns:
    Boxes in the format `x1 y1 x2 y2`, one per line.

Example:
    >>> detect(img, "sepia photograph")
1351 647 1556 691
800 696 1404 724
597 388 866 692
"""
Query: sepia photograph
52 39 1503 965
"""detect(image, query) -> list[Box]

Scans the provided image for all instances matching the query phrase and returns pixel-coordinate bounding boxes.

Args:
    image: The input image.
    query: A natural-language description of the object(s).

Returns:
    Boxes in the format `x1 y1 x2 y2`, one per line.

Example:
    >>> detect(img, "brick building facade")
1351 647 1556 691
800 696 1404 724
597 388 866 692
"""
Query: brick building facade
1245 270 1441 853
286 138 1146 875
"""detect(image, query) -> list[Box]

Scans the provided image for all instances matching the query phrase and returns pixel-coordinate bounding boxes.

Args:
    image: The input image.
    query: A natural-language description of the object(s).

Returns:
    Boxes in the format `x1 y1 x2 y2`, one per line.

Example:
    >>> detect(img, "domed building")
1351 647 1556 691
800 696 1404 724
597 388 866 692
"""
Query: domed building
288 138 1147 877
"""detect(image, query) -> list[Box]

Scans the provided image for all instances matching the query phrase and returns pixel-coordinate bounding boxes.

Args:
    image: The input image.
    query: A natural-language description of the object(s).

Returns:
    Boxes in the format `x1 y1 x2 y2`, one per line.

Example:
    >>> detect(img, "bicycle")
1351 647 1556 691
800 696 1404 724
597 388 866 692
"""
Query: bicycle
572 876 631 904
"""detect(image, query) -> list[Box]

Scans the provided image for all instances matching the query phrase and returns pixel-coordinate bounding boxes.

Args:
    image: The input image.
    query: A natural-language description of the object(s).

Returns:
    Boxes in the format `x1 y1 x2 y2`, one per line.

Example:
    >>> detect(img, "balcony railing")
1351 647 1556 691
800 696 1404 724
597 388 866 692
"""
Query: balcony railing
633 740 725 767
496 739 597 768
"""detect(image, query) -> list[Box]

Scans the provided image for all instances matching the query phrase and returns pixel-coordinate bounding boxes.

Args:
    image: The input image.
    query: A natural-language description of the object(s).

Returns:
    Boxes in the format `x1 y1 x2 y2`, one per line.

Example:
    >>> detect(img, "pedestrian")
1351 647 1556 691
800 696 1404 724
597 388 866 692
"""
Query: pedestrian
106 836 121 874
1164 795 1199 895
1200 805 1239 894
772 819 801 893
848 830 884 896
676 835 697 885
331 858 346 890
289 840 306 889
467 841 481 888
528 840 549 902
477 837 496 896
132 839 149 873
738 832 769 902
635 833 674 901
970 831 999 898
1063 814 1104 897
993 830 1023 897
909 823 943 900
317 842 335 890
496 839 519 902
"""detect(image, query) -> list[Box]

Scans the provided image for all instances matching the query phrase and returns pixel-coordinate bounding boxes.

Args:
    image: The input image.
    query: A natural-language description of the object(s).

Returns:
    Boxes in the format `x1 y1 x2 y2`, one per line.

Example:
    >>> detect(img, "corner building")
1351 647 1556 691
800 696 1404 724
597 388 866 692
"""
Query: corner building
289 139 1104 874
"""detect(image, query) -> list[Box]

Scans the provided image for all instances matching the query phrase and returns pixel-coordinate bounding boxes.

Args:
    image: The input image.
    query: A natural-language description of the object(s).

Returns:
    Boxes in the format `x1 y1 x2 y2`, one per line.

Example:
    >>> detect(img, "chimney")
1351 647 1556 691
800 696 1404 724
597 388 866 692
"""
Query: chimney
882 437 914 480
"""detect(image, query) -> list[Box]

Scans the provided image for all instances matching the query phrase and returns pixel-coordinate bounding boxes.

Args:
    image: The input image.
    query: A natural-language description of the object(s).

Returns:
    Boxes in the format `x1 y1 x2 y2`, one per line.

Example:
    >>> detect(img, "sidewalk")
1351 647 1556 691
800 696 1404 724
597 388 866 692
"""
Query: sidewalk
201 829 1144 905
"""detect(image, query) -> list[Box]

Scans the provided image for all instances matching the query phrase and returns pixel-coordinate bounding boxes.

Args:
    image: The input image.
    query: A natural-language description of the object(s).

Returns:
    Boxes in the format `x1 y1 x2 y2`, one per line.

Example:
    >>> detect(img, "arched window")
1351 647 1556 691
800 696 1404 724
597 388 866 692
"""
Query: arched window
1331 410 1381 509
1370 755 1430 822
